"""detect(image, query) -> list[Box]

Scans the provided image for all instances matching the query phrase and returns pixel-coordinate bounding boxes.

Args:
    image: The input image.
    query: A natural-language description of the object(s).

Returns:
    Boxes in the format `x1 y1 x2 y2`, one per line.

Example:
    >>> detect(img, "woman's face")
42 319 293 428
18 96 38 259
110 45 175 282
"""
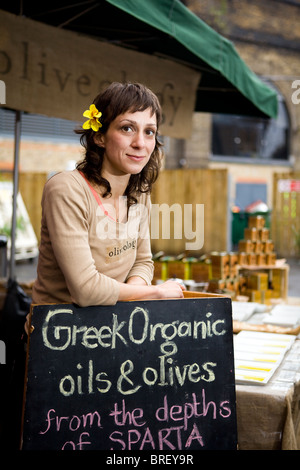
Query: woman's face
95 108 157 177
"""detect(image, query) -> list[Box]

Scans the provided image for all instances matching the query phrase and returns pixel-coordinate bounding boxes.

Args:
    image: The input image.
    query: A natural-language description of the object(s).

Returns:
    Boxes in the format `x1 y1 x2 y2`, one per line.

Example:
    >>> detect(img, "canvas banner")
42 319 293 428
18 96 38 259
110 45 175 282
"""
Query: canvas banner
0 10 200 138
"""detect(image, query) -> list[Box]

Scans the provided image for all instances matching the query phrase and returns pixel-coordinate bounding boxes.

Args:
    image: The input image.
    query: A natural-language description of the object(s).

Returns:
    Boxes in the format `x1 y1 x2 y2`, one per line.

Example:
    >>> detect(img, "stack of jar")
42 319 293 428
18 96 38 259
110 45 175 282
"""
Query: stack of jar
207 251 239 296
237 215 276 266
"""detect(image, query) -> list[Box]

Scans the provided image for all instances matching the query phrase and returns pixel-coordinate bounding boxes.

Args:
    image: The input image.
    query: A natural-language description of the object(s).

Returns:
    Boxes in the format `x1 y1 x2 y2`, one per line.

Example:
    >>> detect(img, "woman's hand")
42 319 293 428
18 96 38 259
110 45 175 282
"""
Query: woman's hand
118 278 185 302
155 279 185 299
24 313 34 335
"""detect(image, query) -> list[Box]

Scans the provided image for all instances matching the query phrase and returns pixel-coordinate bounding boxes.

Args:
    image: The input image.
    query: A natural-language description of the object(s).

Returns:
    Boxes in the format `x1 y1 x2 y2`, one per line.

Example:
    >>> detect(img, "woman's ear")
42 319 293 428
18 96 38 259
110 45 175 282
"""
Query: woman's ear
93 133 105 148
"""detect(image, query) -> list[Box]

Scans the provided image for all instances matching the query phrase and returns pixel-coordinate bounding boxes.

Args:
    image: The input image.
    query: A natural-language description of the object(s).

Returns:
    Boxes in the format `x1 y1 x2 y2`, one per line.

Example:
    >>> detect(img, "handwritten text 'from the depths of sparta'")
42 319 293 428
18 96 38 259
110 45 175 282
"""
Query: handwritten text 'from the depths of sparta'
41 307 227 397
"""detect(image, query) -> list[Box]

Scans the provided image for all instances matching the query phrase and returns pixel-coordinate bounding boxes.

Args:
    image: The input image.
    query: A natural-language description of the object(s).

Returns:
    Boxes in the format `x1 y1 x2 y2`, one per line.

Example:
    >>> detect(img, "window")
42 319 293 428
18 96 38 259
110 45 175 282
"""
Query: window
211 89 290 163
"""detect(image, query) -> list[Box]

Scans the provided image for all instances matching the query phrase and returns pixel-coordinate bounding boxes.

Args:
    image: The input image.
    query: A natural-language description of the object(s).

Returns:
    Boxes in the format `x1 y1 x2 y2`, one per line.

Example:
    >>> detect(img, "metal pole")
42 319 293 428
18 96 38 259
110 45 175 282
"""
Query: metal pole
9 110 21 280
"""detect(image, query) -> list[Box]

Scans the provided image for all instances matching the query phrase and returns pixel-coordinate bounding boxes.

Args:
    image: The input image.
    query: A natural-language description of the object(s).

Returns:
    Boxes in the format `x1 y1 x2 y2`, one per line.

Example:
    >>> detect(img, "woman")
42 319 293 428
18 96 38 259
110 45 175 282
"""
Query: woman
32 82 184 306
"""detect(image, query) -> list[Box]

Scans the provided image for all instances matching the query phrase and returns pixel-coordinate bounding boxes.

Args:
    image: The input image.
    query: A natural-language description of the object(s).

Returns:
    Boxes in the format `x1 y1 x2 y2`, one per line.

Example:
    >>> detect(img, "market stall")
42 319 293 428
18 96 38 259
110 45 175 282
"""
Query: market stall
152 212 300 450
236 337 300 450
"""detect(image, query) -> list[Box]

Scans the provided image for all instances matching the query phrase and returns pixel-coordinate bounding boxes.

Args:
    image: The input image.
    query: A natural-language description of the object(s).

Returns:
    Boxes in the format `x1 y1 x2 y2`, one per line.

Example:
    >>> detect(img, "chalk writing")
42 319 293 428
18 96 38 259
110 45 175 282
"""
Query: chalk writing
42 307 226 352
41 306 226 398
37 390 232 450
22 299 237 450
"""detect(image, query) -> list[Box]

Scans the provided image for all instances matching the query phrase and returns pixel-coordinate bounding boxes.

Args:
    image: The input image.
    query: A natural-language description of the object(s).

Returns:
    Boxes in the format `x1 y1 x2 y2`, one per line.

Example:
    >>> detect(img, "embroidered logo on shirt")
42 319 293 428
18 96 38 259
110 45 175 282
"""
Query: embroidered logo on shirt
106 239 137 262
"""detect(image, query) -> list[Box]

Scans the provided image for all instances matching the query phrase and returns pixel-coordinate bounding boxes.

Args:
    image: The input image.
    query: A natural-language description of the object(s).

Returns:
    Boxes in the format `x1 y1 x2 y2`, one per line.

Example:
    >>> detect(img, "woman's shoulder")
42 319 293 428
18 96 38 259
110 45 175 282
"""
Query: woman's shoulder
44 170 85 192
43 170 91 208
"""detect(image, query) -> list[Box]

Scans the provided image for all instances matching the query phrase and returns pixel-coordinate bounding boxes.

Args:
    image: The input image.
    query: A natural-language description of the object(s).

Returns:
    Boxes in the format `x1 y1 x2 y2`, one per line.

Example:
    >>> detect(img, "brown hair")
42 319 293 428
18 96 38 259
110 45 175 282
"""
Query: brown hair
76 82 163 206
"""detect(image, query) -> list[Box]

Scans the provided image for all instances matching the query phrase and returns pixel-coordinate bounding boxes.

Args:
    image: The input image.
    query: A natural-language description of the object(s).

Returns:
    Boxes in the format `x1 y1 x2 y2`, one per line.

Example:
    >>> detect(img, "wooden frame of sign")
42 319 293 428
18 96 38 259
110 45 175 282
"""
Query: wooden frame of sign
21 292 237 451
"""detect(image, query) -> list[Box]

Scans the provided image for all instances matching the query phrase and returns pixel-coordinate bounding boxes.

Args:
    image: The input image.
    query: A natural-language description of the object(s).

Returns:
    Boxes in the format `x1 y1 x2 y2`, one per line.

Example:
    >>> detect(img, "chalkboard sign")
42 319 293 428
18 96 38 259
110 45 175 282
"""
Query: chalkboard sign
22 296 237 450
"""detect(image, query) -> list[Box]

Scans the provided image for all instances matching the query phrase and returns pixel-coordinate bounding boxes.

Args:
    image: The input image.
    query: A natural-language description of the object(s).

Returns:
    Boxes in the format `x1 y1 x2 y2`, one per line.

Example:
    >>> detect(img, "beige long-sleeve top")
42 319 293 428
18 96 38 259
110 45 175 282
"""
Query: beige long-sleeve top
32 170 154 306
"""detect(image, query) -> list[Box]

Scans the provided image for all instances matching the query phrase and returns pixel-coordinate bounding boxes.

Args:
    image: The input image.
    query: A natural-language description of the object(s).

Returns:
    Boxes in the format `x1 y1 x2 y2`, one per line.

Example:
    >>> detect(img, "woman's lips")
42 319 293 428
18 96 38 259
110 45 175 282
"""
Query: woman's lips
127 154 145 161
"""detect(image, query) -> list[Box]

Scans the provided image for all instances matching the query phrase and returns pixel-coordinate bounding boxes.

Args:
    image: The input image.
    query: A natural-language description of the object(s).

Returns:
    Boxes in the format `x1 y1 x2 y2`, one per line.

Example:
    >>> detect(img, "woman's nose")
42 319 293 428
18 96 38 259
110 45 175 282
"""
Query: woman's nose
132 131 145 148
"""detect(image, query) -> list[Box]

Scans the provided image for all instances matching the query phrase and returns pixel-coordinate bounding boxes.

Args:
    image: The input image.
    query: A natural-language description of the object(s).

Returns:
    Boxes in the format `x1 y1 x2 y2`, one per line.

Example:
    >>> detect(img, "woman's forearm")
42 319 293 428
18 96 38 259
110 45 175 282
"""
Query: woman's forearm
126 276 148 286
118 279 185 301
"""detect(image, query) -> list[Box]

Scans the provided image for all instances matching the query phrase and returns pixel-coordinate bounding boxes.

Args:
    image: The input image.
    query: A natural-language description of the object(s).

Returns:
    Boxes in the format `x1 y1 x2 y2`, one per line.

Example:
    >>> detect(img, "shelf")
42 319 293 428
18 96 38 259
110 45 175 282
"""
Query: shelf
238 264 289 301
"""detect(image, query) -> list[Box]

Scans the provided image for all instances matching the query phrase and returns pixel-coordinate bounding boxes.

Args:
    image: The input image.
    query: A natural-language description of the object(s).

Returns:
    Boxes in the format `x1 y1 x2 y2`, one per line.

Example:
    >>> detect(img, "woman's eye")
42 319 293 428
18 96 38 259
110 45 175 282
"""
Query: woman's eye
122 125 133 133
146 129 155 137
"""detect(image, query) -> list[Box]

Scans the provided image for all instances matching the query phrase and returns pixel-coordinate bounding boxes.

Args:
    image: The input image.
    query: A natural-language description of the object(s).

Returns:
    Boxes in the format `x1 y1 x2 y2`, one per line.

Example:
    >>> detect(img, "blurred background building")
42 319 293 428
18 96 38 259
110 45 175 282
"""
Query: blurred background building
1 0 300 258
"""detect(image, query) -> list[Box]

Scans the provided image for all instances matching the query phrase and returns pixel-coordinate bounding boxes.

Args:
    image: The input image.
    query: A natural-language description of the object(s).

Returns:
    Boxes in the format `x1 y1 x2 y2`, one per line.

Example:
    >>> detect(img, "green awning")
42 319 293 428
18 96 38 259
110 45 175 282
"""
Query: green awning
107 0 278 119
2 0 278 119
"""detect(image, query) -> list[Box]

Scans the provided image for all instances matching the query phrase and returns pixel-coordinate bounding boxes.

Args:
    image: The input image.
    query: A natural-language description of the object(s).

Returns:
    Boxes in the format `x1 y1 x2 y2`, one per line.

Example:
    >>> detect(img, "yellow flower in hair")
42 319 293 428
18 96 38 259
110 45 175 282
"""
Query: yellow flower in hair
82 104 102 131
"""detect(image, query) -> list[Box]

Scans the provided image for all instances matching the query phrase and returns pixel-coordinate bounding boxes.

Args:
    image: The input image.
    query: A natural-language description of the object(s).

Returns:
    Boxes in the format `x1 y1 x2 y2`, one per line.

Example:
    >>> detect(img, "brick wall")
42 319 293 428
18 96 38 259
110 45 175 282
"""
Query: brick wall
0 138 83 173
186 0 300 170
